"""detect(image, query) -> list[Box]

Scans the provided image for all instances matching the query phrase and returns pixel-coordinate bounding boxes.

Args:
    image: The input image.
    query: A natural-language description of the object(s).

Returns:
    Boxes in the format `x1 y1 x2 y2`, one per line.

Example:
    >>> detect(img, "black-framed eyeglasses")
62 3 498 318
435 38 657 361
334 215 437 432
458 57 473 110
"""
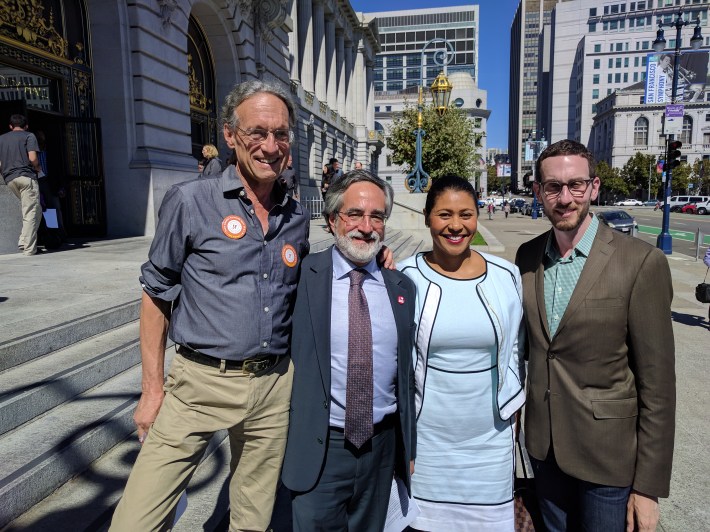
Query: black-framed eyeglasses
337 210 387 227
539 179 594 198
235 126 294 145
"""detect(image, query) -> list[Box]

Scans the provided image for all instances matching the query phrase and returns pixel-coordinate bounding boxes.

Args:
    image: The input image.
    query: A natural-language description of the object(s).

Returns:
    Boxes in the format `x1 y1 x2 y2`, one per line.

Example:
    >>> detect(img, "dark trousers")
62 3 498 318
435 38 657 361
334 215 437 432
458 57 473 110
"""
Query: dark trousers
530 449 631 532
291 423 396 532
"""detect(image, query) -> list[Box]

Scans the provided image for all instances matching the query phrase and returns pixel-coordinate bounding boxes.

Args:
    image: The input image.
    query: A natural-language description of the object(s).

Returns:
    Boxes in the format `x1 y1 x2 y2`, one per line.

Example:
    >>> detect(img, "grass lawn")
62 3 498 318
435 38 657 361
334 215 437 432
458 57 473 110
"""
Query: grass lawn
471 232 487 246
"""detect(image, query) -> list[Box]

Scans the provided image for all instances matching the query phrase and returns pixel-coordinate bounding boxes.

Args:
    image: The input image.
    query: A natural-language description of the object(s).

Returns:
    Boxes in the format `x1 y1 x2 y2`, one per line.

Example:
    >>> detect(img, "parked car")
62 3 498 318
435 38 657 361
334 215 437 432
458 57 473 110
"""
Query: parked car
523 202 544 217
682 200 710 215
596 210 638 235
668 195 710 210
671 202 691 213
510 198 527 213
643 200 658 207
614 199 644 206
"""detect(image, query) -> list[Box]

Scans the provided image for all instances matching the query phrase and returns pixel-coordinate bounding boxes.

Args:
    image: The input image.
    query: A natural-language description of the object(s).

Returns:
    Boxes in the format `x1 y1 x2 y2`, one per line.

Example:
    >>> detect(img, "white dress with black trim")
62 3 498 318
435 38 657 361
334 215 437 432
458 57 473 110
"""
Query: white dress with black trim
398 252 525 532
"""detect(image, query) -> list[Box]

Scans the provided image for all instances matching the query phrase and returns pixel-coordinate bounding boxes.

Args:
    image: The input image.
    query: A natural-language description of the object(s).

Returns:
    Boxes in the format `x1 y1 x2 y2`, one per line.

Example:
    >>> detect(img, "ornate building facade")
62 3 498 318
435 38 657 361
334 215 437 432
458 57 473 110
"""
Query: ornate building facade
0 0 378 245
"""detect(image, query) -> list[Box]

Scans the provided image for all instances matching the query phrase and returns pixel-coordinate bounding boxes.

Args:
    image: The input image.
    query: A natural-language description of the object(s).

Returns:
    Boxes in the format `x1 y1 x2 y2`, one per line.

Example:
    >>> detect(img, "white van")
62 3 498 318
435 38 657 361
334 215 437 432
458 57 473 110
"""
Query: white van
668 195 710 210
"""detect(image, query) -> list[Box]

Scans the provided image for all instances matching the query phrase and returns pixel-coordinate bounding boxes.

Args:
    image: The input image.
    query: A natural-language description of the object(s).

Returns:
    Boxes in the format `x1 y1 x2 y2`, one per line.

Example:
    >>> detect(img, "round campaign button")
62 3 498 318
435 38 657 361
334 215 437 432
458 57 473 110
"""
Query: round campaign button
282 244 298 267
221 215 247 239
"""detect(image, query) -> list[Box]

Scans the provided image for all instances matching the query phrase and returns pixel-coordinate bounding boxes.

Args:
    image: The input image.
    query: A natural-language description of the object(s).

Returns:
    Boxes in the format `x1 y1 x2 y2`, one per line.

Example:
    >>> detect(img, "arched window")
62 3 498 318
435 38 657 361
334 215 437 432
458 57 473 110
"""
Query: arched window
681 115 693 145
188 16 217 161
634 117 649 146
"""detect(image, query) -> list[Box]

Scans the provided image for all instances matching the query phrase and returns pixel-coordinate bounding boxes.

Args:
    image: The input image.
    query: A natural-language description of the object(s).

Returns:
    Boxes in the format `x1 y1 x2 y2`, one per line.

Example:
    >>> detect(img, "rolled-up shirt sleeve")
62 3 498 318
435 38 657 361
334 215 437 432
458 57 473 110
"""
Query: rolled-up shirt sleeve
139 186 191 301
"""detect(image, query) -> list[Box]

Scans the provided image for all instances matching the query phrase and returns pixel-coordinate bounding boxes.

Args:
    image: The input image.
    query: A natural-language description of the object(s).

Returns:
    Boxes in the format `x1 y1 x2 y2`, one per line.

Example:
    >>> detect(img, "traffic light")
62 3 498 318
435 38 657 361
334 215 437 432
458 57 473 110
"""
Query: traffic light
667 140 682 170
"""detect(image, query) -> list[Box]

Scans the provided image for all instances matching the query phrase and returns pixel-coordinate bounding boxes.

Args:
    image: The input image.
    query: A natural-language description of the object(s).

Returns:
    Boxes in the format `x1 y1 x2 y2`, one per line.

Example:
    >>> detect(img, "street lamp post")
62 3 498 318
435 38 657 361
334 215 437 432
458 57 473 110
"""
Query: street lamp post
405 38 454 193
652 9 703 254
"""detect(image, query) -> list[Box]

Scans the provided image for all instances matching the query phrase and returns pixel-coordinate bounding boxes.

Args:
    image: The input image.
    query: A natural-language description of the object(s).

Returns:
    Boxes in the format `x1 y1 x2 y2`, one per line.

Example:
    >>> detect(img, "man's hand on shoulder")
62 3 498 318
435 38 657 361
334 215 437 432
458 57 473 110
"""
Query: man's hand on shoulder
626 490 659 532
134 390 165 444
377 245 396 270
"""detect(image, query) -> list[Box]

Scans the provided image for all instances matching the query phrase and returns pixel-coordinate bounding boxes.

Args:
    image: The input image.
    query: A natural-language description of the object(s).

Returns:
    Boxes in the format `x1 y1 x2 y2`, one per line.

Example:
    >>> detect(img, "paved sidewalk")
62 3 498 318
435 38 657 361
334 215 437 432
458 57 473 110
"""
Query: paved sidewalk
0 213 706 531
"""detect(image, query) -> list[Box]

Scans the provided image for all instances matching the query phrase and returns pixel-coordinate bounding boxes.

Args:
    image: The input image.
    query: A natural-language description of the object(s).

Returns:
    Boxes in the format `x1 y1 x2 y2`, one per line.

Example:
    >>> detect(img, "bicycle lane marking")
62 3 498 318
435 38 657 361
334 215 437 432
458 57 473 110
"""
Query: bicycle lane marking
637 225 710 244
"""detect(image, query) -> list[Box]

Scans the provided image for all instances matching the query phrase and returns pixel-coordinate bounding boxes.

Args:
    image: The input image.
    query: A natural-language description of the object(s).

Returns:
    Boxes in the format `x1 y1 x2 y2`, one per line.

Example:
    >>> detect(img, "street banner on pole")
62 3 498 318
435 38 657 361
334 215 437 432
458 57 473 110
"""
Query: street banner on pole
645 50 710 104
664 104 685 135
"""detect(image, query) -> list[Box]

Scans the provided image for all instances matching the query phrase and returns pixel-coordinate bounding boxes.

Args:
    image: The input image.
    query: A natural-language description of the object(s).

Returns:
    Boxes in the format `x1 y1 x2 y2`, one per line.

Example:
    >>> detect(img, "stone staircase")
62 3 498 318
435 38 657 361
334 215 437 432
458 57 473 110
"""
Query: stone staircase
0 226 428 531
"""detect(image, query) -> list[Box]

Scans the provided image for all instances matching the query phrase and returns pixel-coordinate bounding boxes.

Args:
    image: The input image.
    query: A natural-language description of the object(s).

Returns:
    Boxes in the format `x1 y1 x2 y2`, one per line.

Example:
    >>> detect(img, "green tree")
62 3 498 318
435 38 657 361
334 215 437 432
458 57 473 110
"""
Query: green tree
387 101 478 184
620 152 659 199
596 160 628 201
691 158 710 195
669 162 691 194
487 164 503 193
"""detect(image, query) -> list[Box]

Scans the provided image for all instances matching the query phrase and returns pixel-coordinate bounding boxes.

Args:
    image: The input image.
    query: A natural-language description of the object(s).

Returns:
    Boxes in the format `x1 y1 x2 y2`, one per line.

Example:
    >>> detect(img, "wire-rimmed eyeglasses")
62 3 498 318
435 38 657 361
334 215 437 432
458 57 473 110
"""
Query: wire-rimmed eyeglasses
235 126 294 145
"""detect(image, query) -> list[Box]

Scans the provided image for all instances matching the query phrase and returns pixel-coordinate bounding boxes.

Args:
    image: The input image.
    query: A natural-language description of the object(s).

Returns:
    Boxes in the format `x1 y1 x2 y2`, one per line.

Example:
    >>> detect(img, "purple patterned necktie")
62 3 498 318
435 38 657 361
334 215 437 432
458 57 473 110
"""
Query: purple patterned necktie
345 268 373 449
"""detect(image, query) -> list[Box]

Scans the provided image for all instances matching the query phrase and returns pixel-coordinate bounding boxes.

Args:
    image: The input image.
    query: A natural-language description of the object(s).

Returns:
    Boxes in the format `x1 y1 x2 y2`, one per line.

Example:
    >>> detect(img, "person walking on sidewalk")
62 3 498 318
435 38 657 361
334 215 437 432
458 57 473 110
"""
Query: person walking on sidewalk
110 80 310 532
503 200 510 219
487 201 494 220
0 114 42 256
515 139 675 532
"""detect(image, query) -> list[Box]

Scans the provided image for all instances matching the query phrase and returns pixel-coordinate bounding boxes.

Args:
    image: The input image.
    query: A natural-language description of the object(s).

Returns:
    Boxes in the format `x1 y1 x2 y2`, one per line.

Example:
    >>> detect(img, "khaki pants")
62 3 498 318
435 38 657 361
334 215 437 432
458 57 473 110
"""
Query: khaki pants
110 353 294 532
7 175 42 255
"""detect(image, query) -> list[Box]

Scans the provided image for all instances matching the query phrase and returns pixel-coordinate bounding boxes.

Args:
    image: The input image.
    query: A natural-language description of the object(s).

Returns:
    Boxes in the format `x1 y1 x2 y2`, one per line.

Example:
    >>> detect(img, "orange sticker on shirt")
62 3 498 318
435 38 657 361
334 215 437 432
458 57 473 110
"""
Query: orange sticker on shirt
221 215 247 239
282 244 298 267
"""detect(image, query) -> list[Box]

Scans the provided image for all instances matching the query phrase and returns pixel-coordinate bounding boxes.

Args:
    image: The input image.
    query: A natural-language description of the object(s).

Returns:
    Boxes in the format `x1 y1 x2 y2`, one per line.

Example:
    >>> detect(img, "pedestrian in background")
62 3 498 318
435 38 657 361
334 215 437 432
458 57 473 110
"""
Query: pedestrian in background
399 175 525 531
199 144 222 176
0 114 42 256
487 201 494 220
503 200 510 219
279 155 299 200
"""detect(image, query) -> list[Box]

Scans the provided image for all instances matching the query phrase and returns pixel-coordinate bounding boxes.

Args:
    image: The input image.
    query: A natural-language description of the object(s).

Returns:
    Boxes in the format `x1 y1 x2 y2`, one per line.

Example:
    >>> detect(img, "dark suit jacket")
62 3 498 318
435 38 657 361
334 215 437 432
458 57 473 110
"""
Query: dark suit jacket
281 246 417 494
515 222 675 497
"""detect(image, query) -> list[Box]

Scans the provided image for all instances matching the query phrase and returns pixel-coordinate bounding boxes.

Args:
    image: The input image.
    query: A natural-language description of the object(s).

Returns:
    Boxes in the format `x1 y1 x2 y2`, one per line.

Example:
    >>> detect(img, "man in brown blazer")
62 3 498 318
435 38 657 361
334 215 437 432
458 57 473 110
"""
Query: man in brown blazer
515 140 675 532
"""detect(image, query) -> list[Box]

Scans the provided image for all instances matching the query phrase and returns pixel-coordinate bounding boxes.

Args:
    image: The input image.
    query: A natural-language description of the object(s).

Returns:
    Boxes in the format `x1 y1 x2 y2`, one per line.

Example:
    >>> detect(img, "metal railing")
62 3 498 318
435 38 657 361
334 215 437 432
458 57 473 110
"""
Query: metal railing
302 197 325 220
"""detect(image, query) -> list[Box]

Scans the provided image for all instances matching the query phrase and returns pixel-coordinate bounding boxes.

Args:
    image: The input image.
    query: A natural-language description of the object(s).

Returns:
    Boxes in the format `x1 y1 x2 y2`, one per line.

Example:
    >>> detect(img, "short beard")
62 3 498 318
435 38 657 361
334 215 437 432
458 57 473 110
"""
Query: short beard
334 229 381 264
550 200 591 232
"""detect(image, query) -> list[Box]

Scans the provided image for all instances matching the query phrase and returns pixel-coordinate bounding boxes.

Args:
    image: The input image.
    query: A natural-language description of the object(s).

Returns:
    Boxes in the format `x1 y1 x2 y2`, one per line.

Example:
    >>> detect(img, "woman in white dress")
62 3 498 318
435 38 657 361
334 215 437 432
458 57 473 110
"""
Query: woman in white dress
398 175 525 531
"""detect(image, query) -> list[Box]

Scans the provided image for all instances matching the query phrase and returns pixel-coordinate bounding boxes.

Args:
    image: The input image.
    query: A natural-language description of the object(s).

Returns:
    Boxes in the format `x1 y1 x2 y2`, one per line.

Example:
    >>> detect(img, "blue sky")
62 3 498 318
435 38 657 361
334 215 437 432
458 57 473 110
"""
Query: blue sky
350 0 519 149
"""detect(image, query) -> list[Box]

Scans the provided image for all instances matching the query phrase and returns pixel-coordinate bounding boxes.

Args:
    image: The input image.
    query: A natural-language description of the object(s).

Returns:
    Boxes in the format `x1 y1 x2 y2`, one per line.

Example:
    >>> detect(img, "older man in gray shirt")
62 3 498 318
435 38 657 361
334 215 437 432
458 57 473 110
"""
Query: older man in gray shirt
111 80 309 531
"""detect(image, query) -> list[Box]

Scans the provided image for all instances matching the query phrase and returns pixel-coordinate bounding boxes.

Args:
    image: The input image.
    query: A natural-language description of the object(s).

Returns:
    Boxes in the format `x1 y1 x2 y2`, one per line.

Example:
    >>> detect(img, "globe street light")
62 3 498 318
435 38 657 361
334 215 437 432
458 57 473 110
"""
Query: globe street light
405 38 454 193
652 9 703 254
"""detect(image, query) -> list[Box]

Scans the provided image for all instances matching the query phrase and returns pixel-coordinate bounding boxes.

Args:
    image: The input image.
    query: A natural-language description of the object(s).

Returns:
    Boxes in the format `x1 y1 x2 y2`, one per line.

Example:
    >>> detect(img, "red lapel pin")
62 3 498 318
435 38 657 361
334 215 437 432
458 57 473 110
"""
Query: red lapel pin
397 296 405 305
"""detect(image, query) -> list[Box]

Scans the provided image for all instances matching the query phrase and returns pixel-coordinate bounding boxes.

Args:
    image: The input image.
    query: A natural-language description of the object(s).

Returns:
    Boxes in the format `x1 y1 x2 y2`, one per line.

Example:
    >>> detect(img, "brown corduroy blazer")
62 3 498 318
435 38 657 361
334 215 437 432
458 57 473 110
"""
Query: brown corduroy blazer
515 222 676 497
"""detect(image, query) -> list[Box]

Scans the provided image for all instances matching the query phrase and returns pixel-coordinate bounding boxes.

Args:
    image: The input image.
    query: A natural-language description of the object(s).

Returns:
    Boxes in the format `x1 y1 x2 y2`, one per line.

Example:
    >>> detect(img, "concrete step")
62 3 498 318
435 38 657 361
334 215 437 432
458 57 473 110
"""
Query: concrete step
0 321 141 436
0 347 173 529
1 424 228 532
0 300 140 373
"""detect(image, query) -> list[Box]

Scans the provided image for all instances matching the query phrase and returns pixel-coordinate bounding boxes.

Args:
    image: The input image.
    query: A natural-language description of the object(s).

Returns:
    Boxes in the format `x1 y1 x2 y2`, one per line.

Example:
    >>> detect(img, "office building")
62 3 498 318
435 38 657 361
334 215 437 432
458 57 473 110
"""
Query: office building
548 0 710 149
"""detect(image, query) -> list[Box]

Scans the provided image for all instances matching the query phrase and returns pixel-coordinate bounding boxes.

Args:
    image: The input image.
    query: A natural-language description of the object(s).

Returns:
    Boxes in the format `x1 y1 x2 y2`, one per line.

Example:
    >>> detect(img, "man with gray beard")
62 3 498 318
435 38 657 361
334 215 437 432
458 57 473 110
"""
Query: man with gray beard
282 170 417 531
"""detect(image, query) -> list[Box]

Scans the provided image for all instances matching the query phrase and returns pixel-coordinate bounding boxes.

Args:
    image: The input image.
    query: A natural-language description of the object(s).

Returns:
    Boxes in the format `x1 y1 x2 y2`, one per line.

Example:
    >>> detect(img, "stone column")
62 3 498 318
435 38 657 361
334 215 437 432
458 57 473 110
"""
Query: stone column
353 45 366 127
289 0 300 83
297 0 314 93
336 30 346 118
313 1 326 103
325 15 337 112
344 40 354 123
366 59 375 131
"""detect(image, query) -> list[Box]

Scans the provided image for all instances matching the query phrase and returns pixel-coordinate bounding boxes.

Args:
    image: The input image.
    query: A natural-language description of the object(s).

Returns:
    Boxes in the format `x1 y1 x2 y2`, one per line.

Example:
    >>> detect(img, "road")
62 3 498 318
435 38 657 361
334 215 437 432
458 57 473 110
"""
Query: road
592 206 710 258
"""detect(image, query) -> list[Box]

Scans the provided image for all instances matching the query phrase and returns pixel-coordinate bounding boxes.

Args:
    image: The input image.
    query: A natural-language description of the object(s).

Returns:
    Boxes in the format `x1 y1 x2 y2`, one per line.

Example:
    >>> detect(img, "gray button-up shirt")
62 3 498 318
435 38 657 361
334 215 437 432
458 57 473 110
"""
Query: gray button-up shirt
140 166 310 360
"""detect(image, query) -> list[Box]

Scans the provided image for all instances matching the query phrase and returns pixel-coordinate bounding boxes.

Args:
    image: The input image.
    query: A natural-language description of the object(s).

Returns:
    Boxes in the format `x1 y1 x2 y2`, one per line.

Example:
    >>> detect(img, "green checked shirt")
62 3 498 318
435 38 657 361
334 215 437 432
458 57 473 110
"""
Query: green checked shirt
543 215 599 338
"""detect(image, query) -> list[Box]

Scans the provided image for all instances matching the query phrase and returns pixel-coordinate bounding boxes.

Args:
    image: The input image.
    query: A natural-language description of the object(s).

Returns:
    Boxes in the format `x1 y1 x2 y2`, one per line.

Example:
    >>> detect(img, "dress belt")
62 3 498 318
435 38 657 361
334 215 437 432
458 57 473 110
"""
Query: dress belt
176 345 282 373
